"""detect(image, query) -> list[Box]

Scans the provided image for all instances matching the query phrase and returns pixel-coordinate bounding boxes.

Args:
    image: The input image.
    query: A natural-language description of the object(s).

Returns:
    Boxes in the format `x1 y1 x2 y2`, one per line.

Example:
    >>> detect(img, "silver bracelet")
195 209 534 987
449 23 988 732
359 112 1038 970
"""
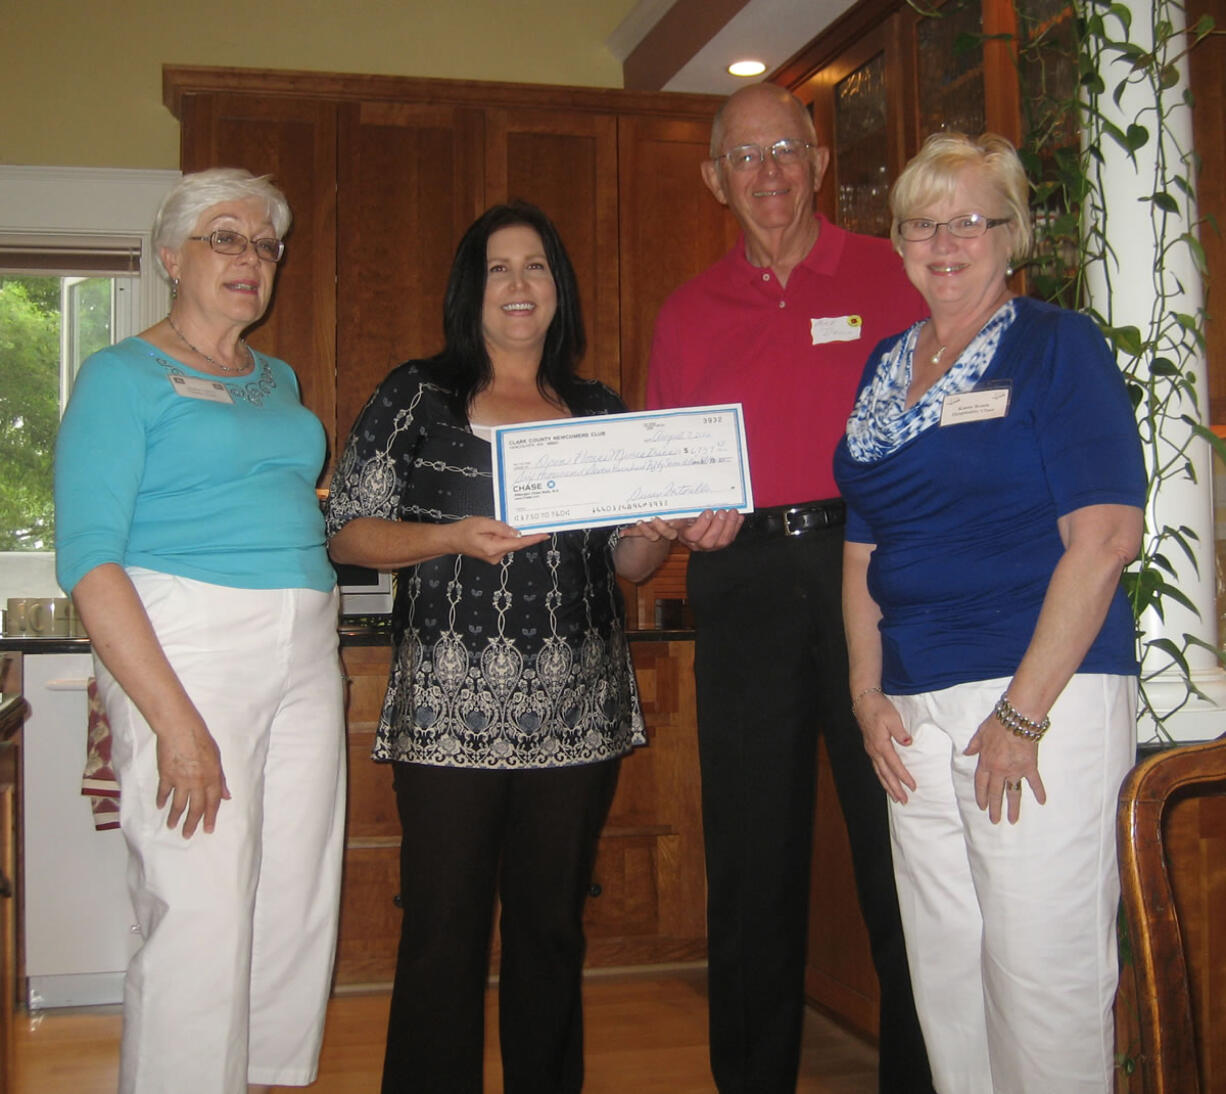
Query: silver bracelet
993 694 1050 742
852 686 883 713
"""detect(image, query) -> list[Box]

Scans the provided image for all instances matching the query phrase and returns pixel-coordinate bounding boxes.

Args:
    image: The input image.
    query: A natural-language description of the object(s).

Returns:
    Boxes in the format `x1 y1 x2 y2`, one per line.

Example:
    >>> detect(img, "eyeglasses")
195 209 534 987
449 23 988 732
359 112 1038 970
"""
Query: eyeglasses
188 230 285 263
714 138 817 173
897 214 1012 242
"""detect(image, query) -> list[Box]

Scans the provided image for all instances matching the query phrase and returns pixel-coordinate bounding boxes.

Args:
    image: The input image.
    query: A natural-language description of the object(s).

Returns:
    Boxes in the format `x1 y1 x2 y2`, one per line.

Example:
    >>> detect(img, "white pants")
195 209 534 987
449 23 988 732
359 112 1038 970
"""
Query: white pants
886 675 1135 1094
94 570 346 1093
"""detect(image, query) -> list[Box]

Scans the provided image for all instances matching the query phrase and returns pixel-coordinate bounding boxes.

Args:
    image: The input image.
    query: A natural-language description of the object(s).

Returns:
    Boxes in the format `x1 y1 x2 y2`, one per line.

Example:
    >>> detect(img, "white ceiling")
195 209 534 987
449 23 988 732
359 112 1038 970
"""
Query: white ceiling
607 0 858 96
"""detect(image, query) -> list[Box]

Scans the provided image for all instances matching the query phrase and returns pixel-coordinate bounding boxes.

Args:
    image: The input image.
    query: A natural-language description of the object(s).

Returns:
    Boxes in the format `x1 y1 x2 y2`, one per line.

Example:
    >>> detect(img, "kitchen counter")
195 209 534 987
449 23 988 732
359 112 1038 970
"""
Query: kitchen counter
0 636 90 656
4 628 694 655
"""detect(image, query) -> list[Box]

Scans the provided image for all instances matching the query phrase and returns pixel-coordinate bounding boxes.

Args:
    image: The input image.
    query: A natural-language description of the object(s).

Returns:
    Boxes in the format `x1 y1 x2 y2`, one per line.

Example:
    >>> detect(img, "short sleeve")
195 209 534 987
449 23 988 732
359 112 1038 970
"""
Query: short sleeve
844 502 874 544
1035 313 1146 515
325 364 432 535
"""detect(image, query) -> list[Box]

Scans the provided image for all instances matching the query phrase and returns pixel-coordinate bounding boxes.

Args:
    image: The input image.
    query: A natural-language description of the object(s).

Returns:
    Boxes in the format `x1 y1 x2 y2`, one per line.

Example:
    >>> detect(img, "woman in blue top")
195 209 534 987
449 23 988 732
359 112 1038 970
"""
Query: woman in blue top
54 169 345 1094
834 134 1145 1094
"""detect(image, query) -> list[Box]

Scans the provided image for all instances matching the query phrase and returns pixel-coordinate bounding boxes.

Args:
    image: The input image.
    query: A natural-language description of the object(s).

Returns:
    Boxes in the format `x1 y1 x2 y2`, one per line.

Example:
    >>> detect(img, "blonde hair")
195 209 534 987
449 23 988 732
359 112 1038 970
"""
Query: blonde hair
889 132 1031 263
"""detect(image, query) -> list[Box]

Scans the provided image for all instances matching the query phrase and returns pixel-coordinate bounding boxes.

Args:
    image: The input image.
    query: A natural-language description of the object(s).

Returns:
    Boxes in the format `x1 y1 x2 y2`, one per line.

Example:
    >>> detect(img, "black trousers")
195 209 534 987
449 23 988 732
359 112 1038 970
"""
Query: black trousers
380 758 619 1094
687 523 933 1094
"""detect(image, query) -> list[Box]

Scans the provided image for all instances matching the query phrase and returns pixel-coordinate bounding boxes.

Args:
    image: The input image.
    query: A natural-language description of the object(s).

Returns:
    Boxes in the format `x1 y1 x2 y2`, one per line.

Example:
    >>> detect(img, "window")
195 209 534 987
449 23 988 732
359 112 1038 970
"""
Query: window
0 166 179 601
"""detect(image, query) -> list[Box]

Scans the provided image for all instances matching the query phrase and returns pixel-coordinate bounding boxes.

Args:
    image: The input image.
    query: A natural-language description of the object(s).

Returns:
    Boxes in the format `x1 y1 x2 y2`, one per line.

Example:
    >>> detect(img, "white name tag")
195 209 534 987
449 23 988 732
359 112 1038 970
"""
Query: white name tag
810 315 863 345
940 386 1010 426
169 374 234 404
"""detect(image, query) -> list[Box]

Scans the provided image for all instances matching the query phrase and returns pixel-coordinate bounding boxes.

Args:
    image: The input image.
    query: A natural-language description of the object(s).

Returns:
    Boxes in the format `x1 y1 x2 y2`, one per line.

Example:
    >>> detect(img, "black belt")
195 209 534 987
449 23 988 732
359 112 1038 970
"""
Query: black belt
739 498 846 539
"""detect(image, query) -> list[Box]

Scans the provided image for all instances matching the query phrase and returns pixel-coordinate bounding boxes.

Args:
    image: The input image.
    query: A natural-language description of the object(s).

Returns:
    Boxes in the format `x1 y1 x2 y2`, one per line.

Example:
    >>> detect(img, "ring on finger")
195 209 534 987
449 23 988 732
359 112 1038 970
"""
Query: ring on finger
1005 778 1024 792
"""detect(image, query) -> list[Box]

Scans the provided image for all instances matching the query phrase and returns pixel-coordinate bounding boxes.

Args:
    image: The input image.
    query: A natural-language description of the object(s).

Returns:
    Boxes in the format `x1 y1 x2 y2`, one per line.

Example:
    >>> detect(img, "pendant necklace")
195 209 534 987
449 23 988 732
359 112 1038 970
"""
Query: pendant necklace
930 343 947 367
167 314 250 374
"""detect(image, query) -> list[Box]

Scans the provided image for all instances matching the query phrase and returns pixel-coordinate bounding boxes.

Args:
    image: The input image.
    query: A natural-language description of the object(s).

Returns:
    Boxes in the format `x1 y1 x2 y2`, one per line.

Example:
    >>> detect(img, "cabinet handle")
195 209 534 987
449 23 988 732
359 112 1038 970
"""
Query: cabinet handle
392 893 403 908
0 871 11 899
44 678 92 692
588 882 602 898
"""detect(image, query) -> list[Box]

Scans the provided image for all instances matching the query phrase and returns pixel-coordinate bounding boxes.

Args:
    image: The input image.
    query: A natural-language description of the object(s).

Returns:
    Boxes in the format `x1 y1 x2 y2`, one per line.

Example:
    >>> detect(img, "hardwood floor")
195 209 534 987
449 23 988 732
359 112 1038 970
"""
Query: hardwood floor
13 967 879 1093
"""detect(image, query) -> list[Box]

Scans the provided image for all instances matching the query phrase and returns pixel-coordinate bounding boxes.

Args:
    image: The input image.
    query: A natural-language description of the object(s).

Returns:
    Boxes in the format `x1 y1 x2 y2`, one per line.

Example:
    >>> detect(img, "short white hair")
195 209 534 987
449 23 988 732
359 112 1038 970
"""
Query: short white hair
152 168 292 278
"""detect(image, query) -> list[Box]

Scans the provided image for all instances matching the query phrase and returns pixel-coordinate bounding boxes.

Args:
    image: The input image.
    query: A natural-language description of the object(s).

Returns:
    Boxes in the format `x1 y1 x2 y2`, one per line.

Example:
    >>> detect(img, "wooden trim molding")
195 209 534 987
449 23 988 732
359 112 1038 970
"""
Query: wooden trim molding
163 65 725 123
622 0 752 91
770 0 904 90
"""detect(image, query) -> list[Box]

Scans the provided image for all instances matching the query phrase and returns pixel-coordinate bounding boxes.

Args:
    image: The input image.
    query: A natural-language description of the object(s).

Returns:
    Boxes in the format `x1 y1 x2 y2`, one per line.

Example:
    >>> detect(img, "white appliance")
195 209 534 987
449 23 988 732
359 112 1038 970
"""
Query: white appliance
22 652 139 1008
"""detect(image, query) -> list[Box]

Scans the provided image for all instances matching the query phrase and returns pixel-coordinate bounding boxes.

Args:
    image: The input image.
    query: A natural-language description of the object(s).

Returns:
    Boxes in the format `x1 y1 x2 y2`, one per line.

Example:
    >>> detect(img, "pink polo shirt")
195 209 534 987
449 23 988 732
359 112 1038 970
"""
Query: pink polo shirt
646 216 926 507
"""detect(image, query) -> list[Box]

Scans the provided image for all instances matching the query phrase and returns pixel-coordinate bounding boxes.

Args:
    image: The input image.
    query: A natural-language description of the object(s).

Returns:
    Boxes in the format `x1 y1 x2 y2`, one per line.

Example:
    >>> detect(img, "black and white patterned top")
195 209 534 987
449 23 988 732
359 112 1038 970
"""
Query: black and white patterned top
326 361 645 769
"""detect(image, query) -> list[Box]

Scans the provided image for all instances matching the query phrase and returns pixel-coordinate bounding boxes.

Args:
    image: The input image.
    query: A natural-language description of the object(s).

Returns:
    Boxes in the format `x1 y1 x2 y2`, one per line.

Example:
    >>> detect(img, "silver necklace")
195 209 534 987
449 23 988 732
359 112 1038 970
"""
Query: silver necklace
930 343 947 367
167 314 251 374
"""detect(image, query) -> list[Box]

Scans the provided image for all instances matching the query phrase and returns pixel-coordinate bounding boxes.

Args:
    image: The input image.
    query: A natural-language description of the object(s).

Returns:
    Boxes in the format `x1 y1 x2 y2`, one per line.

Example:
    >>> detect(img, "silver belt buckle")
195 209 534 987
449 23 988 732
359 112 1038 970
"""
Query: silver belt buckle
782 506 807 536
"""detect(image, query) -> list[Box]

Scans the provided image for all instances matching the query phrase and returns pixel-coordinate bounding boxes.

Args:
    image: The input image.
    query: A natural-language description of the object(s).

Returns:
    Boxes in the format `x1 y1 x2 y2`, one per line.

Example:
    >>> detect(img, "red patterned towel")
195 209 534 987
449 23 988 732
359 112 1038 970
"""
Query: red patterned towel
81 678 120 831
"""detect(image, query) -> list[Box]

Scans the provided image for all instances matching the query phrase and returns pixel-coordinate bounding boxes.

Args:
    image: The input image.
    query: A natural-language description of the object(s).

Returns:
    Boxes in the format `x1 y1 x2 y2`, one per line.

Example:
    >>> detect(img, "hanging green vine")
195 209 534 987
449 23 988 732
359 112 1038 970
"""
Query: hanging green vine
1011 0 1219 733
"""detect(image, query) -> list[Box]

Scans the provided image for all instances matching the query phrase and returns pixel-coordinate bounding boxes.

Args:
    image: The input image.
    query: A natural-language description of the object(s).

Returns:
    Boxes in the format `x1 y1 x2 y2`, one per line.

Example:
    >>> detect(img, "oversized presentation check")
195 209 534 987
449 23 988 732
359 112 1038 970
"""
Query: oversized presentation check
491 404 754 534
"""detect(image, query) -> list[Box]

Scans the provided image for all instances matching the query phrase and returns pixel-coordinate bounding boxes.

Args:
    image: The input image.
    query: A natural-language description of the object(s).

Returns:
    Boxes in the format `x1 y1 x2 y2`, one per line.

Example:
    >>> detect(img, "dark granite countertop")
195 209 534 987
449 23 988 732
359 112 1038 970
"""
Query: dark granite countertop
0 635 91 655
1 628 695 656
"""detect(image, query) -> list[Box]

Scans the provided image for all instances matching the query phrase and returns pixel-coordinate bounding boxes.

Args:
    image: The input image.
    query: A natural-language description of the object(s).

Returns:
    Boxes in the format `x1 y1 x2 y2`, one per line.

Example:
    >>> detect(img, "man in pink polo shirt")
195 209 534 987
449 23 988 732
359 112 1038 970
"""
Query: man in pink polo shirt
646 83 933 1093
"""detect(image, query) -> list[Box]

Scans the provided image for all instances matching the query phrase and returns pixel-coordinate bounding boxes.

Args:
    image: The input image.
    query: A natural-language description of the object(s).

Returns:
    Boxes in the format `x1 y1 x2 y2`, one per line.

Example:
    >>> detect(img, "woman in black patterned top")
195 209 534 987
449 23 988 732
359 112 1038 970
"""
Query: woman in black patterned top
327 202 693 1093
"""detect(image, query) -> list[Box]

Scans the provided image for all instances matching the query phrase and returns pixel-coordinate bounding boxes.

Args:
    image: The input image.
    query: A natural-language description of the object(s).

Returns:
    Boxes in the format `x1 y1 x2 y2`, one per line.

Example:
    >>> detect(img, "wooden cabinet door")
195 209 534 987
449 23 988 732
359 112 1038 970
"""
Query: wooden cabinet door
335 101 485 453
178 94 338 475
484 109 621 394
584 640 706 966
616 115 740 411
335 644 399 986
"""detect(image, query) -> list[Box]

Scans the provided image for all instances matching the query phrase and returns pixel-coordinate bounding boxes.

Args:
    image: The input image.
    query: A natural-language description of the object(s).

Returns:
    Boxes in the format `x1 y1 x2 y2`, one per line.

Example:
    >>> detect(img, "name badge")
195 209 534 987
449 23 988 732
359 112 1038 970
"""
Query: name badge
810 315 863 345
169 374 234 404
940 384 1011 426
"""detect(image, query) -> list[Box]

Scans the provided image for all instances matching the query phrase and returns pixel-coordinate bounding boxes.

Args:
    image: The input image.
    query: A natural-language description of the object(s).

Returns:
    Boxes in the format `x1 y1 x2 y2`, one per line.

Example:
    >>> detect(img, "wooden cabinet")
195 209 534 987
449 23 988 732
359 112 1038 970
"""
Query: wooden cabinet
334 638 706 986
164 66 735 471
777 0 1024 235
334 644 399 987
178 93 338 441
616 114 741 410
335 100 485 451
585 639 706 966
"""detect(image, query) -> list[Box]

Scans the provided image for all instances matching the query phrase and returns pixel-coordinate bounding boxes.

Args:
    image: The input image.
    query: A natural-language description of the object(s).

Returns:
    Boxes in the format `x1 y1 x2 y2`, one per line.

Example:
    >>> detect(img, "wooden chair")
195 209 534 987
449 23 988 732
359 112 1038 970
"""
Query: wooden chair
1117 732 1226 1094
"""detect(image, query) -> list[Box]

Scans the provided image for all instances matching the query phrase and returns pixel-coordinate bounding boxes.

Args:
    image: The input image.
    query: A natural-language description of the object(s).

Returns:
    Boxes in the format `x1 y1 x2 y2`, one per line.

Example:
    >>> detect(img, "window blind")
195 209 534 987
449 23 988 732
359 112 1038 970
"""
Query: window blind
0 233 142 277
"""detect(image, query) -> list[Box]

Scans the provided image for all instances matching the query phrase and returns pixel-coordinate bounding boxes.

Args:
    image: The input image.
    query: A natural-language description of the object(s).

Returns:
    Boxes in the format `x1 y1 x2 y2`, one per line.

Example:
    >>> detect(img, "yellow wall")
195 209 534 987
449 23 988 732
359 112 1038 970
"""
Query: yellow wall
1 0 638 170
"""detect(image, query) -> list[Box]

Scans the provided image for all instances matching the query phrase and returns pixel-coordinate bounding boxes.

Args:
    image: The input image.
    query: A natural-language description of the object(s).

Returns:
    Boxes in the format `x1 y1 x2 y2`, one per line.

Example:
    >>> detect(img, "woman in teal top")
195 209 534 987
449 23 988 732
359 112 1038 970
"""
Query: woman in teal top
53 168 345 1094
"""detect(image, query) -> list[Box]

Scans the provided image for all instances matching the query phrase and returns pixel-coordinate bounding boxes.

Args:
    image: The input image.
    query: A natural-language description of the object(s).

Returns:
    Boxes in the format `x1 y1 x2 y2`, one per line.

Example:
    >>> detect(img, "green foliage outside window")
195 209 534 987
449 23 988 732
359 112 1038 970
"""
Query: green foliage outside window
0 275 112 551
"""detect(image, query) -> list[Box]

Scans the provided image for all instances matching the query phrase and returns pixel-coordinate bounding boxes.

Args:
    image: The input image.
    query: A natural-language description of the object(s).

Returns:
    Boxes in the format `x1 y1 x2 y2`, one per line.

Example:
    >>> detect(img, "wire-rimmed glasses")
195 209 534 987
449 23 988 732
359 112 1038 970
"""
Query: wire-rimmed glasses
713 138 817 173
188 230 285 263
897 214 1012 242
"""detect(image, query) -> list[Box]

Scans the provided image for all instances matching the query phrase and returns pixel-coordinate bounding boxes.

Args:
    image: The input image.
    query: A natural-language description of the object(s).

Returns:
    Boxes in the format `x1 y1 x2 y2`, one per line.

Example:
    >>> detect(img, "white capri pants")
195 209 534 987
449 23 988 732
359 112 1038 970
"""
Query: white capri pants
886 674 1135 1094
94 569 346 1093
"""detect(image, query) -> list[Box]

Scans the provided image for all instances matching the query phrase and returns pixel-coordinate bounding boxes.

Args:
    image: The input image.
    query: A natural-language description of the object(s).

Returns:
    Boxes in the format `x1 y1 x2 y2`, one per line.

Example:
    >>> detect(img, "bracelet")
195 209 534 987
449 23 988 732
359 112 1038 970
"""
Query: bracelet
852 686 883 713
993 694 1050 742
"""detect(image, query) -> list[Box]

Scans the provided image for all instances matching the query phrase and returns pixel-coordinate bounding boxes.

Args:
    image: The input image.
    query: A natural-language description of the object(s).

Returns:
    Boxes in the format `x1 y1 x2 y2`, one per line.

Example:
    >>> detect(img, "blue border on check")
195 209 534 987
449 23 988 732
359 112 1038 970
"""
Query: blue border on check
491 404 754 534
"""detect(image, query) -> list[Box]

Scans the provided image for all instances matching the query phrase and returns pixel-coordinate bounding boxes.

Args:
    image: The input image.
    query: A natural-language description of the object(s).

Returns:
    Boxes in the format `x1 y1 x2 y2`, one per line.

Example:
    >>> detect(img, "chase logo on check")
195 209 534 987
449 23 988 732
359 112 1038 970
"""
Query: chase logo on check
512 479 558 498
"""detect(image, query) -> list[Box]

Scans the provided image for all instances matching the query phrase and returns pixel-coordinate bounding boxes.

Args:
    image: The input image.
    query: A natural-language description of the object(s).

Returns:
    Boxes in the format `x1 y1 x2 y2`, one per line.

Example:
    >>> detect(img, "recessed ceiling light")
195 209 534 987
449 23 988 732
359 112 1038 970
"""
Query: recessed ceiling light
728 60 767 78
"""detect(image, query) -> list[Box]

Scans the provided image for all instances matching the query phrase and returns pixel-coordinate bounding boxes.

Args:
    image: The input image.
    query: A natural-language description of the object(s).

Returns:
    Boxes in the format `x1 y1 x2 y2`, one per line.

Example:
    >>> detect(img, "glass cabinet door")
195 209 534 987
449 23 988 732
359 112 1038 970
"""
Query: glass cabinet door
833 49 892 237
916 0 987 140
